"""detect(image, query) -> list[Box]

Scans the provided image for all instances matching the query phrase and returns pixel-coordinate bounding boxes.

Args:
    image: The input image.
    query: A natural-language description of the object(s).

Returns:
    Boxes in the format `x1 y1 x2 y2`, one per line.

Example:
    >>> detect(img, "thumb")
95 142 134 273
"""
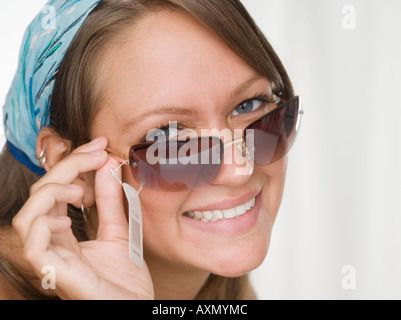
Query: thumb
95 155 128 240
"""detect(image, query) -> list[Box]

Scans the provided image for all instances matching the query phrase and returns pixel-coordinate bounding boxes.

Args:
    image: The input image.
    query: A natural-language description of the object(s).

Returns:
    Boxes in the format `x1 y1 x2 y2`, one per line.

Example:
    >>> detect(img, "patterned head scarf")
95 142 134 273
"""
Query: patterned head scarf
2 0 101 175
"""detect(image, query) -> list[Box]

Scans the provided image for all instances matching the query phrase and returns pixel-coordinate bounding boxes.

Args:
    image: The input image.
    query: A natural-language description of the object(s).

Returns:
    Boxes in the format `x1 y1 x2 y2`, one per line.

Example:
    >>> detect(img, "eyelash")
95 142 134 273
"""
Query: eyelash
139 123 184 144
138 93 274 143
244 93 273 104
243 93 277 109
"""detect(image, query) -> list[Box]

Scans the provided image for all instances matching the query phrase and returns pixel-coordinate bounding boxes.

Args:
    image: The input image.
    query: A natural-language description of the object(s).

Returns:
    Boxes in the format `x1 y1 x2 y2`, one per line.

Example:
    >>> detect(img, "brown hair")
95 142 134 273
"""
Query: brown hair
0 0 294 299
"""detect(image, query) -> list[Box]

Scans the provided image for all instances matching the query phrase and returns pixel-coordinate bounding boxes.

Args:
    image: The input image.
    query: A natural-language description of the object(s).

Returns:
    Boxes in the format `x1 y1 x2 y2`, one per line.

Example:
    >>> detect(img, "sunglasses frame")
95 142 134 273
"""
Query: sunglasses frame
106 96 303 188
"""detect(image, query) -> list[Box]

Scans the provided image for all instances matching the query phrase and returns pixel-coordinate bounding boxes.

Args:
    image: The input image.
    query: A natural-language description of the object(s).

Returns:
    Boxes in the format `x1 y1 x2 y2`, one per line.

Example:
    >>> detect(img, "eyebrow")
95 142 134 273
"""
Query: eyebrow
229 74 266 98
121 74 266 132
122 106 198 133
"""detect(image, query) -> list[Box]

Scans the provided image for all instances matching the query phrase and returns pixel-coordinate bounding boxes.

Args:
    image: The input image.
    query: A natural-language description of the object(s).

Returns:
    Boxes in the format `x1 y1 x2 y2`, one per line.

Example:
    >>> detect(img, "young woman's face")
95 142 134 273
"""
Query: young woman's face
92 11 288 277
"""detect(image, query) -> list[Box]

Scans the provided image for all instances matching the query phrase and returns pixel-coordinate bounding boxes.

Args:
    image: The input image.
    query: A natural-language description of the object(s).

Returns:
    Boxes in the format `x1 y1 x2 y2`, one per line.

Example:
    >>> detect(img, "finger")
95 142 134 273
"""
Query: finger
69 136 108 156
13 184 83 243
30 137 109 194
23 216 100 300
23 215 72 274
95 155 128 240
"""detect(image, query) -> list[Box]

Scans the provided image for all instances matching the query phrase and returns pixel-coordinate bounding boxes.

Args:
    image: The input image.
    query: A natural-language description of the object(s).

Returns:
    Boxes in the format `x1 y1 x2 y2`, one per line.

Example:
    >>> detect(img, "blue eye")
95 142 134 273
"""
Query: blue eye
232 99 264 116
146 123 179 142
155 127 169 141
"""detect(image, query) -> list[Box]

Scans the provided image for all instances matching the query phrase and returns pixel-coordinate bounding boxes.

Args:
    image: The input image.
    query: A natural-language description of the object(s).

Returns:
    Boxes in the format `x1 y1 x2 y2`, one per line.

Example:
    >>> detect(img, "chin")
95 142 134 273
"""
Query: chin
202 232 271 278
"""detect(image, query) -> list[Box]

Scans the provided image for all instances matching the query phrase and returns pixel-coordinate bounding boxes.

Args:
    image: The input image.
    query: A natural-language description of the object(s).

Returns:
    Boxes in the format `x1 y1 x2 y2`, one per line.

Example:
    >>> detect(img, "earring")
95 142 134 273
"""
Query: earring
35 148 47 168
81 202 89 222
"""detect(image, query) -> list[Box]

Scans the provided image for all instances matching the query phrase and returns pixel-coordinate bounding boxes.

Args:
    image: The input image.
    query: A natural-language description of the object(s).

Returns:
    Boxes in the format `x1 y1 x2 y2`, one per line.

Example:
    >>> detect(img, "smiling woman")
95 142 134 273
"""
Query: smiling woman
0 0 299 300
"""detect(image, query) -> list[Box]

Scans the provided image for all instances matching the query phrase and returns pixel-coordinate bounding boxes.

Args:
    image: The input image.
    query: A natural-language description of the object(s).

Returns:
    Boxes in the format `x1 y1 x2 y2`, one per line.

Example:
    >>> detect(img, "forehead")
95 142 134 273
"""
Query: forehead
97 10 267 125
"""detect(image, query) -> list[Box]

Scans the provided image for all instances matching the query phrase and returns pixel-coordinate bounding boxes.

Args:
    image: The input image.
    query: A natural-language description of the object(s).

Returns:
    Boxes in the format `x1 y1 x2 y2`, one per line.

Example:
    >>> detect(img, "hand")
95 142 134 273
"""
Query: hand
12 137 154 300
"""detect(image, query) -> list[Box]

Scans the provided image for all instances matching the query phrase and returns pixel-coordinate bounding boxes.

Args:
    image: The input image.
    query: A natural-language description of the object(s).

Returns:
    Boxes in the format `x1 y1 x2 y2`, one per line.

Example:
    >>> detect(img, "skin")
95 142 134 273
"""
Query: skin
3 10 288 300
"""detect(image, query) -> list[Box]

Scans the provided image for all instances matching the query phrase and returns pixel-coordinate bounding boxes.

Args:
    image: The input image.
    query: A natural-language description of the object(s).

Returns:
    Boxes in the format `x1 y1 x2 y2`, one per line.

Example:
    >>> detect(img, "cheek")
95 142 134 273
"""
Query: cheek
123 166 190 262
141 191 186 225
140 190 194 266
261 156 288 221
122 167 187 228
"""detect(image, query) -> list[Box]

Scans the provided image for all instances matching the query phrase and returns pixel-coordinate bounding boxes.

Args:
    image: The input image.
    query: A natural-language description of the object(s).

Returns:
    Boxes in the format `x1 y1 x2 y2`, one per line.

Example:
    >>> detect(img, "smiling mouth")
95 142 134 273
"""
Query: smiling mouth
183 197 256 222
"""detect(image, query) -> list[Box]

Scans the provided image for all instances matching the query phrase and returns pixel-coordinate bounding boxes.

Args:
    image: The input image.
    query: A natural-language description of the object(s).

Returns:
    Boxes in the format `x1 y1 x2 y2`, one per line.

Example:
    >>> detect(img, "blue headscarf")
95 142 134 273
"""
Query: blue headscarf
2 0 101 175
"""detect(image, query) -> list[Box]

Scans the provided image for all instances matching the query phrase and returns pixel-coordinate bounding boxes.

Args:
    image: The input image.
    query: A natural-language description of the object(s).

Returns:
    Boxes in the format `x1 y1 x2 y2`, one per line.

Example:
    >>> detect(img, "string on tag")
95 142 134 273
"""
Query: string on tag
109 160 129 185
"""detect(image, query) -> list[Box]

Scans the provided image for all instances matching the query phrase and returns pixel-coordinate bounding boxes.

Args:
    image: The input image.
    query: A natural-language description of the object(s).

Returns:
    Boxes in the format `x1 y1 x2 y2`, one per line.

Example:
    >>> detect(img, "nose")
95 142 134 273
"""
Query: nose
211 137 254 188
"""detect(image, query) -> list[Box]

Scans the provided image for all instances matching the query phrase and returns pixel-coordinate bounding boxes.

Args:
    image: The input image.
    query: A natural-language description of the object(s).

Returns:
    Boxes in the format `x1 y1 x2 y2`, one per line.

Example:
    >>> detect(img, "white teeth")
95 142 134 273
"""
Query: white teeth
235 204 247 216
213 210 224 219
194 211 203 219
203 211 213 221
249 198 255 209
223 208 237 219
186 197 256 222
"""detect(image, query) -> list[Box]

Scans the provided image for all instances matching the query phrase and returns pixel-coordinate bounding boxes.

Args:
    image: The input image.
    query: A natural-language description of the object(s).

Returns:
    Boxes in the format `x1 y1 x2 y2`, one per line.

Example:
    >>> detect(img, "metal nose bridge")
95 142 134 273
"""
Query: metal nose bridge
222 137 248 158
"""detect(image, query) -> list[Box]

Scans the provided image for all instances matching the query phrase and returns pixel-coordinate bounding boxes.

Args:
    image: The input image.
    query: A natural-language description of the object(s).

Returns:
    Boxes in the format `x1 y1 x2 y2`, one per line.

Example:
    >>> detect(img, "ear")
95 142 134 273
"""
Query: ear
35 127 96 210
35 127 71 172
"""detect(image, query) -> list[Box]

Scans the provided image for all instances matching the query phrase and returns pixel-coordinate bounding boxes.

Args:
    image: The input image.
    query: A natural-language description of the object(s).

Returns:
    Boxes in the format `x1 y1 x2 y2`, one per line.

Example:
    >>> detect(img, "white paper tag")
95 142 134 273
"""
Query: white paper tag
122 183 143 268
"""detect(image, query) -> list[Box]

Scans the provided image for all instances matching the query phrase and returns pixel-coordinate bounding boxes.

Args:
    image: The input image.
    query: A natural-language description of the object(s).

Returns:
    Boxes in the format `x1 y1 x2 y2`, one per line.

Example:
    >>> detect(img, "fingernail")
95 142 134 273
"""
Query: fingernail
90 137 101 145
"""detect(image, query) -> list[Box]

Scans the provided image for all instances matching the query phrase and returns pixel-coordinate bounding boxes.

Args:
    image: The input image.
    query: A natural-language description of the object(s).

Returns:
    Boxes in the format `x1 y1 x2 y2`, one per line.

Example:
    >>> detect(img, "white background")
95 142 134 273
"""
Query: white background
1 0 401 300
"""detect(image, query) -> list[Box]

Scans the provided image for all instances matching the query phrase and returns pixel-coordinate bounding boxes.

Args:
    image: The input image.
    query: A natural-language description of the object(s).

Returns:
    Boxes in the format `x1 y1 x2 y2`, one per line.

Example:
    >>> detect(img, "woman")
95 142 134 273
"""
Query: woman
0 0 302 299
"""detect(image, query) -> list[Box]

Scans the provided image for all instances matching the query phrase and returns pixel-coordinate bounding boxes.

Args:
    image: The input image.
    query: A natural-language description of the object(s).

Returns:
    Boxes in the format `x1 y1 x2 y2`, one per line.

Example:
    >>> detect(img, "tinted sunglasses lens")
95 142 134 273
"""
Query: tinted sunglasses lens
129 137 223 191
245 96 301 166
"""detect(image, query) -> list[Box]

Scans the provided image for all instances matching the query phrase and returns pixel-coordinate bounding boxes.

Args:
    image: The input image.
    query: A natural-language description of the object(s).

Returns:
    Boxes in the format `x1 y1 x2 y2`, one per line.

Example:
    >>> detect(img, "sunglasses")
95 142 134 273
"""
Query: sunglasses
107 96 303 191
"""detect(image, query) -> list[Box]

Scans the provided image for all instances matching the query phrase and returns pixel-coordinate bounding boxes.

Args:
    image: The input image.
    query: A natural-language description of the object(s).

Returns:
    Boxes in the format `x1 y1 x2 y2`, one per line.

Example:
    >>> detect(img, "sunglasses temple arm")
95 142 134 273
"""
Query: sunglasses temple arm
105 147 129 185
105 147 128 162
